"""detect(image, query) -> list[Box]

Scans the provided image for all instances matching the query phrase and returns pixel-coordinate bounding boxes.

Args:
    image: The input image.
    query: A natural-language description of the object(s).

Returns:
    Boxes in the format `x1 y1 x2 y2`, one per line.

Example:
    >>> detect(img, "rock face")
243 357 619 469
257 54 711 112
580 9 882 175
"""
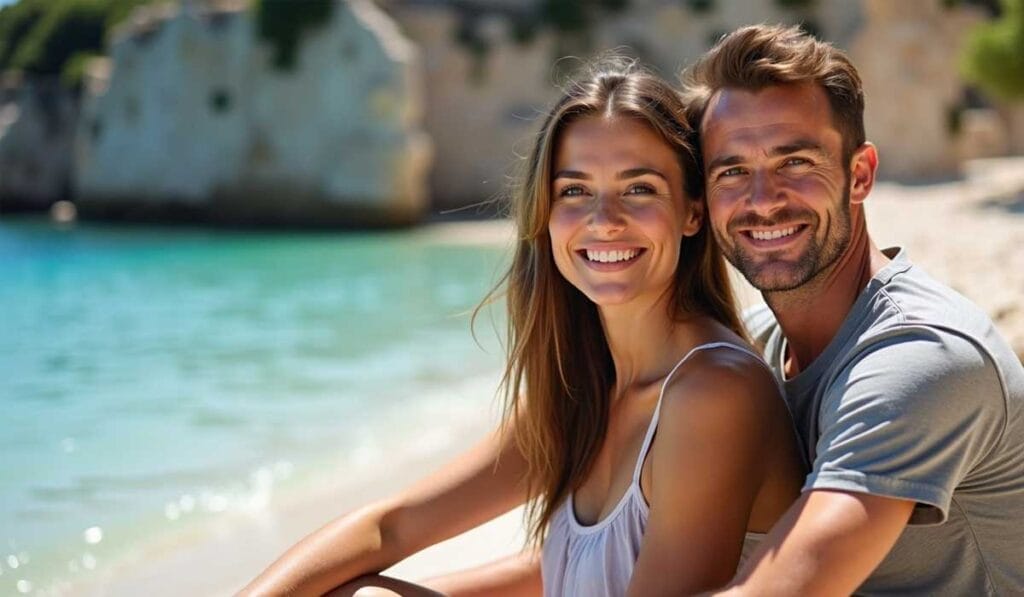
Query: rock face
386 8 561 212
850 0 986 180
0 76 78 211
8 0 1019 223
389 0 1022 202
74 0 431 227
385 0 864 208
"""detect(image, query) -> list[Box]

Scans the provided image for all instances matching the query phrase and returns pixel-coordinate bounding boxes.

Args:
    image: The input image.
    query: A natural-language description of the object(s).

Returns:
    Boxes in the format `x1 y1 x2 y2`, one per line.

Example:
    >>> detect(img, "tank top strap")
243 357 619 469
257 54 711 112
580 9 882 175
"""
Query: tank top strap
631 341 767 483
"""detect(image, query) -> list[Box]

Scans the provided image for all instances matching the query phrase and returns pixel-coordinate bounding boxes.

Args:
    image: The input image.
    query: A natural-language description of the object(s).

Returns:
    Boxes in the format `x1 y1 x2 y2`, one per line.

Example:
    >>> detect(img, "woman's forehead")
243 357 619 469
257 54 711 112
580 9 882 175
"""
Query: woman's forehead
553 116 680 172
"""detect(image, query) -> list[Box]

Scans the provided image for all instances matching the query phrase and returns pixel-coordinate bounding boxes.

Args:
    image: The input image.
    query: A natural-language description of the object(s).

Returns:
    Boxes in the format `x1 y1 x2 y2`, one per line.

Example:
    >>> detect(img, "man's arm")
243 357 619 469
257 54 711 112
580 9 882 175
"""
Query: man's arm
715 490 914 596
714 328 1007 596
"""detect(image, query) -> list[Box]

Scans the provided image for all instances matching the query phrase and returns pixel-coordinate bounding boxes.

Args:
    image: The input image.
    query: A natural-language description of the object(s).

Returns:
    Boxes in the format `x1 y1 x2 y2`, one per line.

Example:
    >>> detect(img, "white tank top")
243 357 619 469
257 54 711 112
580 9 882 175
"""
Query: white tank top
540 342 769 597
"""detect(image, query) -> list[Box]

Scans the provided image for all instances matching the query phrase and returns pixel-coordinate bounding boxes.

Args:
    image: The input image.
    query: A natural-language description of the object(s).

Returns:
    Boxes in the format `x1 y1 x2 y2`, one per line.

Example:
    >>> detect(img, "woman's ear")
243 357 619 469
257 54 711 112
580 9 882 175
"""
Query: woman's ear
681 196 704 237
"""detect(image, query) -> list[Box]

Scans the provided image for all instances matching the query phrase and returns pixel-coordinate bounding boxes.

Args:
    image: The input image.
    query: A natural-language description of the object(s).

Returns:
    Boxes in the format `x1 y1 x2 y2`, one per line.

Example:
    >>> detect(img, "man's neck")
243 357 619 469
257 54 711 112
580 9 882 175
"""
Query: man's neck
765 220 889 378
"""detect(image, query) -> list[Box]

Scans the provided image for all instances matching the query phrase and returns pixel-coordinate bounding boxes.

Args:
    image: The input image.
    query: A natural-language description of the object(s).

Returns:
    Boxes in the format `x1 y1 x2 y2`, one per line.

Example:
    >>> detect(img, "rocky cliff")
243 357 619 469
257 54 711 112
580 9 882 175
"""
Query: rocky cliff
73 0 431 227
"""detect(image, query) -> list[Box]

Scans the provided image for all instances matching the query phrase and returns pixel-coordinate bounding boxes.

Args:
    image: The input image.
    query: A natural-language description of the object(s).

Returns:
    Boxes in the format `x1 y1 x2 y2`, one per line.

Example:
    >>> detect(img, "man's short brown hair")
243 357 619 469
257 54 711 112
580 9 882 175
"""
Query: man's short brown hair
681 24 866 164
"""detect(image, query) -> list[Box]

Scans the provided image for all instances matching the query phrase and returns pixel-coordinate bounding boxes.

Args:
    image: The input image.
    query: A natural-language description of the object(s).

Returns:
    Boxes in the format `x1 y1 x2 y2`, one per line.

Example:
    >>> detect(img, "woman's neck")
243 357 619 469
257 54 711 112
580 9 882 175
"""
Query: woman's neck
598 292 708 396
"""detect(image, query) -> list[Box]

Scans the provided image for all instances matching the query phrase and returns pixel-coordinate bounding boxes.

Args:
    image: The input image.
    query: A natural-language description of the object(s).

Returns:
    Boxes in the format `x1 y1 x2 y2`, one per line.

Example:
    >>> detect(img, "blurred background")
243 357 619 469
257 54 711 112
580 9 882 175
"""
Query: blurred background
0 0 1021 595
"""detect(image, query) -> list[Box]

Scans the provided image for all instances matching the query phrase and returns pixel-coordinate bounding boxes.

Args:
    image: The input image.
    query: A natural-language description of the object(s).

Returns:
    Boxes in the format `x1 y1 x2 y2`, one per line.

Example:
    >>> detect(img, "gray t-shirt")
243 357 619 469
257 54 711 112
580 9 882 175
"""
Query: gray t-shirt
746 248 1024 595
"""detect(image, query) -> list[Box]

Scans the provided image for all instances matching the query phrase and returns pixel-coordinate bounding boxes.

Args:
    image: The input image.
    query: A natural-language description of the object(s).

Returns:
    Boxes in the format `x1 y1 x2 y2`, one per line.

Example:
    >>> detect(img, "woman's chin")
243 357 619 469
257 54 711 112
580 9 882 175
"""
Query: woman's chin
580 284 639 307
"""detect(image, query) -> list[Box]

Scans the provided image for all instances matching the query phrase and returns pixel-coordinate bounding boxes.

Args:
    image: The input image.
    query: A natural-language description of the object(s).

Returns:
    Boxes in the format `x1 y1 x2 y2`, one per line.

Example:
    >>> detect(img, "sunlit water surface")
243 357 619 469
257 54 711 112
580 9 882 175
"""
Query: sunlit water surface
0 218 508 595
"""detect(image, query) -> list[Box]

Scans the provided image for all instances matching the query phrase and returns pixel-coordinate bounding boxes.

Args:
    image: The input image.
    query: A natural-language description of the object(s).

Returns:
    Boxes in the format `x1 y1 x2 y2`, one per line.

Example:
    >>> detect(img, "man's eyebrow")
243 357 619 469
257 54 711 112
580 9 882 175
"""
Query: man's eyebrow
552 169 591 180
706 139 828 173
770 139 826 156
706 155 744 173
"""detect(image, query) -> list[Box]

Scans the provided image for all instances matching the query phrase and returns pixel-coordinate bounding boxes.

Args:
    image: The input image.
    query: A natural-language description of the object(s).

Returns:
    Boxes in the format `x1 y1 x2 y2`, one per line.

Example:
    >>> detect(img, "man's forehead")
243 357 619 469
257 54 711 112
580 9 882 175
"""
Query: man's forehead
699 83 840 153
700 83 832 135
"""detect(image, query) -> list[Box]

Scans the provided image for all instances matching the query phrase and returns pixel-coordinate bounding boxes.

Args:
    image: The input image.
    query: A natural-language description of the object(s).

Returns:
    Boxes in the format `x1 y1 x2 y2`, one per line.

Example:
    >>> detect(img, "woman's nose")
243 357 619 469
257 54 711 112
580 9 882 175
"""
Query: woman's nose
587 194 626 235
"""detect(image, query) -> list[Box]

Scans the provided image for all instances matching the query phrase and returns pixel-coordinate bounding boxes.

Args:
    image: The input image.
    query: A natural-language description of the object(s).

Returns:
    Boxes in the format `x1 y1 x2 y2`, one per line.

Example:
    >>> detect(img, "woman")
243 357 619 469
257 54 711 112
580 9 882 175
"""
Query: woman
239 59 805 596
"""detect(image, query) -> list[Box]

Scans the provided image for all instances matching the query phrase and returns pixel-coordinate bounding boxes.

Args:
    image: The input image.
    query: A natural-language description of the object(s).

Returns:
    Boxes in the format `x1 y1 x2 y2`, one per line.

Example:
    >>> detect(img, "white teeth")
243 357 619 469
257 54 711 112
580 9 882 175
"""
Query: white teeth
585 249 639 263
751 226 799 241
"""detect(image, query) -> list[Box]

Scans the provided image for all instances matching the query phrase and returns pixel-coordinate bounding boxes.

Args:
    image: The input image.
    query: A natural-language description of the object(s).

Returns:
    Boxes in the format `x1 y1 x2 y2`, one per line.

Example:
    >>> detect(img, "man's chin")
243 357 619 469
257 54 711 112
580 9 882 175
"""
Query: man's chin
741 264 813 293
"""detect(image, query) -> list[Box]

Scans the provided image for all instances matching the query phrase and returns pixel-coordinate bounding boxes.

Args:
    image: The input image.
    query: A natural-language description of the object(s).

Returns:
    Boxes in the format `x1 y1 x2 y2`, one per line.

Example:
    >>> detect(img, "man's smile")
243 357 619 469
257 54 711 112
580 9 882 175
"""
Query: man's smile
736 224 810 250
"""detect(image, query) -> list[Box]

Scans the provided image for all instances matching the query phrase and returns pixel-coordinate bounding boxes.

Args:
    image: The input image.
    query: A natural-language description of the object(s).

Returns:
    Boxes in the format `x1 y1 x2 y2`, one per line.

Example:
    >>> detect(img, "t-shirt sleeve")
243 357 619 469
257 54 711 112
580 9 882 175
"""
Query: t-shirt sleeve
805 324 1007 525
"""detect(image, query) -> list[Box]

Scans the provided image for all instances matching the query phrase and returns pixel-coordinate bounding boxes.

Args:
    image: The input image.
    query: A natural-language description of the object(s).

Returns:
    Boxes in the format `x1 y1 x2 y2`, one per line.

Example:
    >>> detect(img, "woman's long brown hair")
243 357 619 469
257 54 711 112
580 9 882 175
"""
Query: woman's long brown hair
476 57 745 547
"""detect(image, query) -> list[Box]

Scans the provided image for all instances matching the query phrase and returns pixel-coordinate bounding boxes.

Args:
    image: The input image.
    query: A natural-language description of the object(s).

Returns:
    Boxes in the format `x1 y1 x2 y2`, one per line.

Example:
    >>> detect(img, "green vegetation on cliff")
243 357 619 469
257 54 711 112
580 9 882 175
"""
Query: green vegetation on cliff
255 0 333 70
961 0 1024 100
0 0 151 86
0 0 341 81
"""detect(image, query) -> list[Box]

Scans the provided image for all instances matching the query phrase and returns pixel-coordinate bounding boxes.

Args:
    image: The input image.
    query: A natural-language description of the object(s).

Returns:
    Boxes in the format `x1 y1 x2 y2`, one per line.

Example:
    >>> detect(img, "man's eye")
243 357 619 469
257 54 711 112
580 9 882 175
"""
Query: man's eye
625 183 656 195
783 157 810 168
720 167 744 178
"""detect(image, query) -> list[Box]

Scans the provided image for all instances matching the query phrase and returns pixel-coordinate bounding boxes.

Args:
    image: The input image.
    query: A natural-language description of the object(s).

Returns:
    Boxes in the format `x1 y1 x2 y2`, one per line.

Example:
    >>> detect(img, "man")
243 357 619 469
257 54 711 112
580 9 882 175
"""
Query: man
684 24 1024 595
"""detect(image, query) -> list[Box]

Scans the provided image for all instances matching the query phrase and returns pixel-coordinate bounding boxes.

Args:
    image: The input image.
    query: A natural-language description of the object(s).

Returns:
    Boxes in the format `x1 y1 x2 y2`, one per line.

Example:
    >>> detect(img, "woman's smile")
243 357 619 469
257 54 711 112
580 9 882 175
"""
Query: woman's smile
577 246 647 271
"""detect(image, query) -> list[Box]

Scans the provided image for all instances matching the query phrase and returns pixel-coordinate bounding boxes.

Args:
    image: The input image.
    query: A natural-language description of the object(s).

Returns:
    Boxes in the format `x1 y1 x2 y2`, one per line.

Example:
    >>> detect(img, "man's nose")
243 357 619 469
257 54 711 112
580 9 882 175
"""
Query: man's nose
748 170 786 214
587 193 626 235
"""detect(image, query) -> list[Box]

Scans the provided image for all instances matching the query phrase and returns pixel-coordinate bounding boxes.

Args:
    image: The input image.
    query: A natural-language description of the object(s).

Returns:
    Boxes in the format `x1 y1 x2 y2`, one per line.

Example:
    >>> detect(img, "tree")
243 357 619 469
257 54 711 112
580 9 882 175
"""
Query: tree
0 0 152 85
0 0 47 71
10 0 107 76
961 0 1024 100
256 0 333 70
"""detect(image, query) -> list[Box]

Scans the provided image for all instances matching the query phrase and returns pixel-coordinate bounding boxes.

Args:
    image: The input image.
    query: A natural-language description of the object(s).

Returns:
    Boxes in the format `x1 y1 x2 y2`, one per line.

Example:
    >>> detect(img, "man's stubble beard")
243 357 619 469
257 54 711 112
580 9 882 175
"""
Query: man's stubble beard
716 186 852 293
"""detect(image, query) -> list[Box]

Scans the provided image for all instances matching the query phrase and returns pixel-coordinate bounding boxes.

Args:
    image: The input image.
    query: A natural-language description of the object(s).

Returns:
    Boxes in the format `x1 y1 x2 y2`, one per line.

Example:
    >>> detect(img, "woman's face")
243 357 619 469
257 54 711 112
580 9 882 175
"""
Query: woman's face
548 115 702 308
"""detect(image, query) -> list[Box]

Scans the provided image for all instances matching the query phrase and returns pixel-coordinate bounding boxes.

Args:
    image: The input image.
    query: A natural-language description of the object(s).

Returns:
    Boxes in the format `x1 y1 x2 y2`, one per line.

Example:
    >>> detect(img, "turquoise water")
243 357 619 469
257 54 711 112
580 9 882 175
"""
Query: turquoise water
0 218 508 595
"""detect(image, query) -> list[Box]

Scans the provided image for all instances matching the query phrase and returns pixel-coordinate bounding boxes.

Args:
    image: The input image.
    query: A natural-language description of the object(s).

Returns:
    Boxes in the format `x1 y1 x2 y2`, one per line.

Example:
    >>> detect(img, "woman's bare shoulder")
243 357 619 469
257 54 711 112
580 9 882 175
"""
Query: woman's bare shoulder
658 344 785 441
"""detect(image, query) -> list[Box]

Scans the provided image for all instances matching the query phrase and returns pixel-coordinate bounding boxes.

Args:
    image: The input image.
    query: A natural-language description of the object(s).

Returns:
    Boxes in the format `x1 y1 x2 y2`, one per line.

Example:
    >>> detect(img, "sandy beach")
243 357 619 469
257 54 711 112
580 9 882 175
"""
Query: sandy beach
72 157 1024 597
75 398 526 597
865 157 1024 360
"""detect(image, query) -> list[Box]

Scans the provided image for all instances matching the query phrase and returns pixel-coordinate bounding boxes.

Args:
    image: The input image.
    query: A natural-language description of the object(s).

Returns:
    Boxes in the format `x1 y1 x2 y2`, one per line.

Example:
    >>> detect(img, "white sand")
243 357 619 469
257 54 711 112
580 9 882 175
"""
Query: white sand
78 157 1024 596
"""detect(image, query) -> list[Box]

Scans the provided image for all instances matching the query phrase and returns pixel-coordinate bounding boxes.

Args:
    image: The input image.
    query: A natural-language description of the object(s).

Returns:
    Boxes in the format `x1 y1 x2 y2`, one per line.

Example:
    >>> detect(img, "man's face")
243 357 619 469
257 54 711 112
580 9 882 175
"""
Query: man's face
701 83 852 292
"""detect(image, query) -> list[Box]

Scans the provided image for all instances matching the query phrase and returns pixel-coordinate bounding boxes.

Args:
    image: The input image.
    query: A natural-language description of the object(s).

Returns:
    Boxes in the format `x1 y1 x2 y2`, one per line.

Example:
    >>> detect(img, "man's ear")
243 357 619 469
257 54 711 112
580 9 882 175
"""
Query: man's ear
681 196 704 237
849 142 878 205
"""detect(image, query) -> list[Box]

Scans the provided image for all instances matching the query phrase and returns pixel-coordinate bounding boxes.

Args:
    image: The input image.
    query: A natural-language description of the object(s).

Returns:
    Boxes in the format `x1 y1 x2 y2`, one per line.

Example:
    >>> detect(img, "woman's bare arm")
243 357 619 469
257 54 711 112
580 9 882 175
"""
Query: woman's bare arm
421 550 542 596
627 352 799 596
323 549 542 597
237 426 530 597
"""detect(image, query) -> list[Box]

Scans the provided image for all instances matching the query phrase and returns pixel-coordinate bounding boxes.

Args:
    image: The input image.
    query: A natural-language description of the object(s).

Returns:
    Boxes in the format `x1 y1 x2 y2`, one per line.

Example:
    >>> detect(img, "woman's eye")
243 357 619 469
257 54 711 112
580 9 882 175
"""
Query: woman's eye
558 185 587 198
625 183 656 195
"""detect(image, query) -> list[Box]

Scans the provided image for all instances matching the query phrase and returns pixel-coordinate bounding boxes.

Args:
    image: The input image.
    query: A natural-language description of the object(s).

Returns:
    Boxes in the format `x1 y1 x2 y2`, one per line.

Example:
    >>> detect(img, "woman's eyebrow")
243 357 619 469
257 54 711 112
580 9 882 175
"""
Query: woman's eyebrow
552 167 668 181
618 167 668 181
552 169 590 180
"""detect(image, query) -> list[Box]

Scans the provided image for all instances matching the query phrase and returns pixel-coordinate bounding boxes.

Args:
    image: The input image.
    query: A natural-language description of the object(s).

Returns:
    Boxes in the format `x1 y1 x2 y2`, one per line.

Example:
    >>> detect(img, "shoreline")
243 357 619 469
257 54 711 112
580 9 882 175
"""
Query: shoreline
74 384 525 597
45 156 1024 595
